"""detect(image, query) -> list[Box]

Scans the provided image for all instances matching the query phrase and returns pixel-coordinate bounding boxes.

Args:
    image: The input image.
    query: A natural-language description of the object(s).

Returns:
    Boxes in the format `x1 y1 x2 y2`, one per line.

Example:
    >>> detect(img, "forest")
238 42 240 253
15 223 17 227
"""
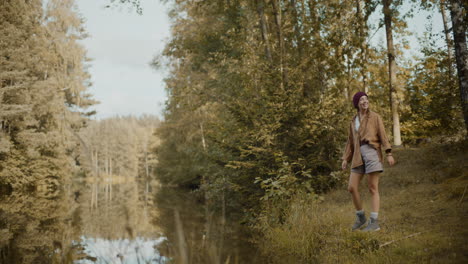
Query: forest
0 0 467 263
154 0 466 213
151 0 467 262
0 1 162 262
0 0 160 190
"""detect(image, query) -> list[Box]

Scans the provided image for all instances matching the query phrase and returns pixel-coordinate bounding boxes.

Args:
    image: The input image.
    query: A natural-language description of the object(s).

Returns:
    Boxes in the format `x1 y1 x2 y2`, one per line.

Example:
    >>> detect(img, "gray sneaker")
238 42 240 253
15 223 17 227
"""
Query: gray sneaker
362 218 380 232
352 213 367 230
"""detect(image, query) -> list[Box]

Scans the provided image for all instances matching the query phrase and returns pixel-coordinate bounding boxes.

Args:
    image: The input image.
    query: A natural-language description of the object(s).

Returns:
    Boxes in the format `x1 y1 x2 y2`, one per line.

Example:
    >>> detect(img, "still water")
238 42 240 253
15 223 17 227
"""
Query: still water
0 179 264 264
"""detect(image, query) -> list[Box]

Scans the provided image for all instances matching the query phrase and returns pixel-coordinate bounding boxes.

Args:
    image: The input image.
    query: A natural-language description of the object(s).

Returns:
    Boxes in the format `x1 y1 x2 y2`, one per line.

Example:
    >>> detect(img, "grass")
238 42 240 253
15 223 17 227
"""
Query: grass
258 140 468 263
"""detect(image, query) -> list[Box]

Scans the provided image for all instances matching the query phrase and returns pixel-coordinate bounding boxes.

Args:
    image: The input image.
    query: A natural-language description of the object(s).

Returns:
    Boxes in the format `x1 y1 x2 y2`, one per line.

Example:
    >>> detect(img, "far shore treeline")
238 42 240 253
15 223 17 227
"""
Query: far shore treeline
0 0 160 192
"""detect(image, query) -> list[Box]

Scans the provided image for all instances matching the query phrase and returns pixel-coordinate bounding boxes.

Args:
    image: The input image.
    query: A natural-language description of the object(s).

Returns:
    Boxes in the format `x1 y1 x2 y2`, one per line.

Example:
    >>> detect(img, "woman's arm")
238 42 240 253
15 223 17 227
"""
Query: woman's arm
376 115 395 166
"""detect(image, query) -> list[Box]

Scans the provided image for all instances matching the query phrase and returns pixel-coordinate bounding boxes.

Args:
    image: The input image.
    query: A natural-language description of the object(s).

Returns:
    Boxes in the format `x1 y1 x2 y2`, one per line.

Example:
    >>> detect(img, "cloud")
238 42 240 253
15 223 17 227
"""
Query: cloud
76 0 171 119
85 37 165 69
88 60 167 119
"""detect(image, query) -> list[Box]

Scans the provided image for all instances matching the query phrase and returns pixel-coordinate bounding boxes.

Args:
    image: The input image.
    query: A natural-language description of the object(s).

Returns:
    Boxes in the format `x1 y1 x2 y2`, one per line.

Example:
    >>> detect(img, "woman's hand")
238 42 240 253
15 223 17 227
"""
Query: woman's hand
341 160 348 171
387 155 395 166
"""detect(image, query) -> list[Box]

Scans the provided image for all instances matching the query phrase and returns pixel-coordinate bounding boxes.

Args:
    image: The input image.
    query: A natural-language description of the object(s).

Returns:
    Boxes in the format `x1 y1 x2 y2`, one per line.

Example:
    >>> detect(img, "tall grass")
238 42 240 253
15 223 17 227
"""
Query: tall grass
257 140 468 263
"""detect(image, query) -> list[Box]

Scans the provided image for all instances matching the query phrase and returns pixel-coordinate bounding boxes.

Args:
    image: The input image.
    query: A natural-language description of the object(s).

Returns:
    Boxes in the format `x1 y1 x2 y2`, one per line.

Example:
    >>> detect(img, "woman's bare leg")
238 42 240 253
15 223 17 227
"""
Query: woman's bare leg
348 172 364 210
367 172 380 213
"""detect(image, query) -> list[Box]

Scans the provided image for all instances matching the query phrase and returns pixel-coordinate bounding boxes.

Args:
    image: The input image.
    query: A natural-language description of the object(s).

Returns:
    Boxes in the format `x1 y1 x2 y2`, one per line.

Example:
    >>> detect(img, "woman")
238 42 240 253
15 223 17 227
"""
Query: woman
341 92 395 232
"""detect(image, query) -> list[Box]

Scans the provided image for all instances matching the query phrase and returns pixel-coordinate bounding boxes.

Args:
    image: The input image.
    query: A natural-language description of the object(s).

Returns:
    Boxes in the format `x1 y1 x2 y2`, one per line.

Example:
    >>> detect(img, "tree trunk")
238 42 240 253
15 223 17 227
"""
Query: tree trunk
383 0 402 146
95 183 99 208
200 122 207 151
307 0 327 100
357 0 368 93
90 182 94 208
94 150 99 176
145 151 149 178
290 0 303 57
290 0 313 97
271 0 288 89
449 0 468 131
256 0 272 62
345 55 351 99
109 158 112 201
440 0 454 78
174 209 188 264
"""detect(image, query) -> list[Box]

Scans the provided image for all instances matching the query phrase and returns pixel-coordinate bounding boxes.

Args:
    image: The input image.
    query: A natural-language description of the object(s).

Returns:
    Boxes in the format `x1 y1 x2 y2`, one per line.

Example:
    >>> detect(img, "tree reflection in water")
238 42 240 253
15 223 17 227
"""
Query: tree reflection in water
0 180 263 264
153 187 265 264
0 179 166 264
0 185 78 263
76 178 166 263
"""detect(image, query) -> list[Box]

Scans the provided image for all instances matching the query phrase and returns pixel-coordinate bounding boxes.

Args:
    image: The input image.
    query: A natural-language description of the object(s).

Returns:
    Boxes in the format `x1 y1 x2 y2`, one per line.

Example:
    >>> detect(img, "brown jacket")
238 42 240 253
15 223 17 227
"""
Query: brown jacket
342 110 392 169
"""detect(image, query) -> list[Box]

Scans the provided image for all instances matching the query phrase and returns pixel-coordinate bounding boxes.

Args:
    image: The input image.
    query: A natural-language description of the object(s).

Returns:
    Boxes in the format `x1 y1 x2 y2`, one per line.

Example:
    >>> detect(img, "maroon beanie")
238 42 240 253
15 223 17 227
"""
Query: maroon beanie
353 91 368 109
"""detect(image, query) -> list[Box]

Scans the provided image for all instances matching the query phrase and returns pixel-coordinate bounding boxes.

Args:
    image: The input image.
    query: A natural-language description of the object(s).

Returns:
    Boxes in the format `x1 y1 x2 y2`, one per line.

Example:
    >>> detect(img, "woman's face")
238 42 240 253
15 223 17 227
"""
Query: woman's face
358 96 369 111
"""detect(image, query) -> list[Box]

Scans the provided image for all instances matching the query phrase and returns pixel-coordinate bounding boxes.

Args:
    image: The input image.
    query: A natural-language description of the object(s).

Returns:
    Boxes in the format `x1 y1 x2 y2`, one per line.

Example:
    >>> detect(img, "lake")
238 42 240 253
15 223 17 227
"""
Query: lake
0 179 265 263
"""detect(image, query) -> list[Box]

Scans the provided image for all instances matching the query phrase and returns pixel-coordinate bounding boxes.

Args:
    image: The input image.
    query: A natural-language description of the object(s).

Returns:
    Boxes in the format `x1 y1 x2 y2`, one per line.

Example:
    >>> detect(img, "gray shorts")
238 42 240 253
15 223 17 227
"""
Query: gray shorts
351 144 383 174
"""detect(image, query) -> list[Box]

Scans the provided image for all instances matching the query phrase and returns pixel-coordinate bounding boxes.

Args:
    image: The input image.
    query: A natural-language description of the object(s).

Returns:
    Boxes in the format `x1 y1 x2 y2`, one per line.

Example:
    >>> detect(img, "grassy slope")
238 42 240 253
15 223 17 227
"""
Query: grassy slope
261 141 468 263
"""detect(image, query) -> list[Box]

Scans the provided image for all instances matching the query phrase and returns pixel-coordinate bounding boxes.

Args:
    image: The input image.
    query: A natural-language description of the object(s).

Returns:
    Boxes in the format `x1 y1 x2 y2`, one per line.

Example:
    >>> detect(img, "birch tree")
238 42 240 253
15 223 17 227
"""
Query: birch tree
448 0 468 131
383 0 403 146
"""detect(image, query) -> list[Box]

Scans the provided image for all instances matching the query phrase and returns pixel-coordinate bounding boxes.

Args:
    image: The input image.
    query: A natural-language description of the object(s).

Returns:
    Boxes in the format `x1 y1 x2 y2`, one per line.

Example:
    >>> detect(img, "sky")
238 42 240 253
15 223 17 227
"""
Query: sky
75 0 171 120
369 2 445 59
74 1 444 120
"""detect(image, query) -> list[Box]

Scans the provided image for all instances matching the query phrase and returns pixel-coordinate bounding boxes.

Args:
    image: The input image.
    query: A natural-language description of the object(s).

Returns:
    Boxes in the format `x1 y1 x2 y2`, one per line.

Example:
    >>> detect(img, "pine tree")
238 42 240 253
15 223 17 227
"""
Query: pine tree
0 0 96 188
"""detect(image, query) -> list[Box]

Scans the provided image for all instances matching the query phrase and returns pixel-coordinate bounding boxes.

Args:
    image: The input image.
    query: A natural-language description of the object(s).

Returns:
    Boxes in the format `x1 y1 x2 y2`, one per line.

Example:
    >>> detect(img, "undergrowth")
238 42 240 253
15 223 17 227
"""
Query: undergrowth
257 140 468 263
